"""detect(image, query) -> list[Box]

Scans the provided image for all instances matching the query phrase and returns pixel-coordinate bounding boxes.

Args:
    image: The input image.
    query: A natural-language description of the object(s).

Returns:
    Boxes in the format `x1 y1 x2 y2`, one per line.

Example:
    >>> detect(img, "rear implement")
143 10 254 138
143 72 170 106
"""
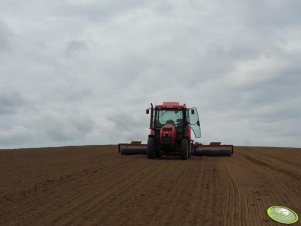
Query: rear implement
118 141 147 155
194 142 233 156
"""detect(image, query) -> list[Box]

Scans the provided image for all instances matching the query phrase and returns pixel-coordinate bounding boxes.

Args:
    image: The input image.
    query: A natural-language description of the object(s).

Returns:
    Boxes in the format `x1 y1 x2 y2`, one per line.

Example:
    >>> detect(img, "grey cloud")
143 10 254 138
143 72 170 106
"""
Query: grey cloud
0 91 26 114
105 111 149 143
0 20 12 51
153 1 174 14
0 126 32 146
107 111 146 132
65 40 88 57
0 0 300 148
241 0 301 29
38 112 95 143
51 0 150 22
247 74 300 105
51 86 93 102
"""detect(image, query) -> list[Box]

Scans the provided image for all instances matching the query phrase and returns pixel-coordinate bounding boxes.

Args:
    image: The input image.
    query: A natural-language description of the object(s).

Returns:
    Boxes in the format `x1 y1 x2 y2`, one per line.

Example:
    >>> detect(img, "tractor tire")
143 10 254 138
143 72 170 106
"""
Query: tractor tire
188 140 191 158
147 137 156 159
191 145 195 156
181 138 189 160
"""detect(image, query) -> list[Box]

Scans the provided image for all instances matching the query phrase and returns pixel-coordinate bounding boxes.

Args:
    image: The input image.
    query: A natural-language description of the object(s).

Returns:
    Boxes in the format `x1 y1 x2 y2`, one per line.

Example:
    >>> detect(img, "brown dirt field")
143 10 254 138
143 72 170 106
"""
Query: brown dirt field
0 145 300 226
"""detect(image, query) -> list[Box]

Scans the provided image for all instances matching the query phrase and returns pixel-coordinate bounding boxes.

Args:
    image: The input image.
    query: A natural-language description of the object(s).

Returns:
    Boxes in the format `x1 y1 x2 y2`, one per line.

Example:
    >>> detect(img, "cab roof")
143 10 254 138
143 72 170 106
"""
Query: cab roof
155 102 187 109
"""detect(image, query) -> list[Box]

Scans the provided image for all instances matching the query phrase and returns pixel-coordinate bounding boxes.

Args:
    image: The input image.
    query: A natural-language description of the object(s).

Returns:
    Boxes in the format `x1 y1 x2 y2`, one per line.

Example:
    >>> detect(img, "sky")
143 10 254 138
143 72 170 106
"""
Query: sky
0 0 300 149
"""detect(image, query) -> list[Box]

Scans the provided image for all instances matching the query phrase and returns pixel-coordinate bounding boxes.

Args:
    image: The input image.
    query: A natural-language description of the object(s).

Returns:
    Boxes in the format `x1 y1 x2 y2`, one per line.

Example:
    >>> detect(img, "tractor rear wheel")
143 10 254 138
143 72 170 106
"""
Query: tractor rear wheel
181 138 189 160
191 145 195 156
188 140 192 158
147 137 156 159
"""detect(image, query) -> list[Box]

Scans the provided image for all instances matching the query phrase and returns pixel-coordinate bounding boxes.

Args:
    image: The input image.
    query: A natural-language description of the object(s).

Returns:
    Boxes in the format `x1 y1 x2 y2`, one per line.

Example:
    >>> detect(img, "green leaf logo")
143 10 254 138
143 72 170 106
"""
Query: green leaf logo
267 206 298 224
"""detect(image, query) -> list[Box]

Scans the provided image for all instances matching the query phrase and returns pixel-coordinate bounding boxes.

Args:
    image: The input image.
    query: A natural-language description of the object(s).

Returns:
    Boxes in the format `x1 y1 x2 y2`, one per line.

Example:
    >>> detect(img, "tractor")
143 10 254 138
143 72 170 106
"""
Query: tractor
146 102 200 160
118 102 233 158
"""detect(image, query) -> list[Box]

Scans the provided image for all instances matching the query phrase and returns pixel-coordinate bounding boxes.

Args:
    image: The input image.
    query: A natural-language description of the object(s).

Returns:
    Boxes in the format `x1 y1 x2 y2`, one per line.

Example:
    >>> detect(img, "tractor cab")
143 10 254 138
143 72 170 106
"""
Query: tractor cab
155 108 183 128
146 102 201 139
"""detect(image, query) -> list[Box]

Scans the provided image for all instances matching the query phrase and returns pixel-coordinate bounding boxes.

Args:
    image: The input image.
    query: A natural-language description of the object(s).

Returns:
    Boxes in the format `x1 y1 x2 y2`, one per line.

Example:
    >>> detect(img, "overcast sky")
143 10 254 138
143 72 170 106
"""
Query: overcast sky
0 0 300 149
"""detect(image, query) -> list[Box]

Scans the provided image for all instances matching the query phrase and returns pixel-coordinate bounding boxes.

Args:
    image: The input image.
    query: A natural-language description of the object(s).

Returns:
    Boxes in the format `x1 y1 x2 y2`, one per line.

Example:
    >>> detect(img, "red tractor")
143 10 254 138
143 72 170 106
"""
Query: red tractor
118 102 233 159
146 102 201 159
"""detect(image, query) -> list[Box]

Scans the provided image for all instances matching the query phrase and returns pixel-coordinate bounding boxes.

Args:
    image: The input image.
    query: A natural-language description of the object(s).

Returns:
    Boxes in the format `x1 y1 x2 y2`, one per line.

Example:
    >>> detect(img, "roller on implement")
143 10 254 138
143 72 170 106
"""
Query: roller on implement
118 141 147 155
194 142 233 156
118 102 233 159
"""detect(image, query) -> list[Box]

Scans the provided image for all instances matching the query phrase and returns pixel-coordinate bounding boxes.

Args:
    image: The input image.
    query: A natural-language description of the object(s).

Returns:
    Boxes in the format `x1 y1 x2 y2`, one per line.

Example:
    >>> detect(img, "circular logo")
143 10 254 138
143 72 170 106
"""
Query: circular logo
267 206 299 224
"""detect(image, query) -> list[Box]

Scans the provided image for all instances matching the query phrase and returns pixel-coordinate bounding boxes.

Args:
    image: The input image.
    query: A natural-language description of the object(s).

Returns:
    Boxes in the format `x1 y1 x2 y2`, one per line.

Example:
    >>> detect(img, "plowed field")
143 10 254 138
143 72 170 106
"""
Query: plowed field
0 145 300 226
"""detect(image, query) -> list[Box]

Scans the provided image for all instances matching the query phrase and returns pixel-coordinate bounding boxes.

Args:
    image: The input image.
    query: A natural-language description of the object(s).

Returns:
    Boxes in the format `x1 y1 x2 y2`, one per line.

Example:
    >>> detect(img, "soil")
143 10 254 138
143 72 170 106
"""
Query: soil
0 145 300 226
